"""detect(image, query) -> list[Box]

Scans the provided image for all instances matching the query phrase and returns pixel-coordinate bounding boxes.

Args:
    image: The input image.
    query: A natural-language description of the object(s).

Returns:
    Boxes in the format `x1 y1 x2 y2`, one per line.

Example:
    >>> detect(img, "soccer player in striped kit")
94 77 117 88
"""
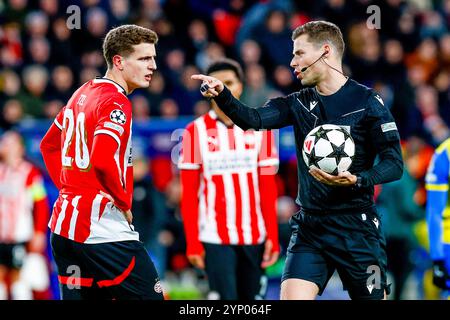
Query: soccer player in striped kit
0 131 50 299
40 25 163 300
178 59 280 300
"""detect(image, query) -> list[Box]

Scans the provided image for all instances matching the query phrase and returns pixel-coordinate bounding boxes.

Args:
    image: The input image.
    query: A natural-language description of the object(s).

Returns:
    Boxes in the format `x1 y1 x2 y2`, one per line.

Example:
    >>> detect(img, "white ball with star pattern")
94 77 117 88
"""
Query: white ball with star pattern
302 124 355 175
110 109 126 125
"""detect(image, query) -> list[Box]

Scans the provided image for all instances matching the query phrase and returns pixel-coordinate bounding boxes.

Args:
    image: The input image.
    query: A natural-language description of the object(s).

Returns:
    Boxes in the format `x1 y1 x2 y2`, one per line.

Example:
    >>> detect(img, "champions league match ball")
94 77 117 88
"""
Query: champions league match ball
302 124 355 175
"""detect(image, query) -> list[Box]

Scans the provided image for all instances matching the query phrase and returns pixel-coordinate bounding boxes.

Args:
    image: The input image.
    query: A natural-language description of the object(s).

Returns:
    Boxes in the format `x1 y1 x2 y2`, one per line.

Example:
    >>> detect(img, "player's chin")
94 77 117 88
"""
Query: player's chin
138 78 151 88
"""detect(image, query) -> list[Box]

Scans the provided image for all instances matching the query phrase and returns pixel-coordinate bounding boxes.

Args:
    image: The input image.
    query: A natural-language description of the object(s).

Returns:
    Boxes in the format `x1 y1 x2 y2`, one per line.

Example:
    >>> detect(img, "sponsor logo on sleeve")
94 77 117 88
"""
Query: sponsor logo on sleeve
374 94 384 106
104 121 124 135
381 122 397 132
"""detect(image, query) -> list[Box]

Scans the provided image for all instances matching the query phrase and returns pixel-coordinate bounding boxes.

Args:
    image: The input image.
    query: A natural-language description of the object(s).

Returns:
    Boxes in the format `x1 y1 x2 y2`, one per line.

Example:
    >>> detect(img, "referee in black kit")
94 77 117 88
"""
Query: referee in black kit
192 21 403 300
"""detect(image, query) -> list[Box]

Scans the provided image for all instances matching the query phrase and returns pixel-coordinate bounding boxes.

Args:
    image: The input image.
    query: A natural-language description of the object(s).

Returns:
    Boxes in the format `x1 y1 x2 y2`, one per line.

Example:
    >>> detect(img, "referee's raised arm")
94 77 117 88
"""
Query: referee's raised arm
191 74 291 130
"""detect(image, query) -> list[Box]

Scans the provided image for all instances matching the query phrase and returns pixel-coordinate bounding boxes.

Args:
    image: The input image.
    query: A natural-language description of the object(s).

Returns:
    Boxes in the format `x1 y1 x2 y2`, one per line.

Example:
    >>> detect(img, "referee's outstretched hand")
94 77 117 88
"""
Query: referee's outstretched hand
309 167 357 186
191 74 225 99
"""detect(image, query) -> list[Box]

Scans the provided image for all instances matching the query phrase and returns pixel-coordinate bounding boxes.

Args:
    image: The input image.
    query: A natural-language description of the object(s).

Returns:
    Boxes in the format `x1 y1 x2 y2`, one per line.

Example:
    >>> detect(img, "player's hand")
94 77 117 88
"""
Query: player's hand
432 260 450 289
28 231 46 253
261 239 279 269
309 167 357 186
187 253 205 270
99 191 133 223
123 209 133 224
191 74 224 99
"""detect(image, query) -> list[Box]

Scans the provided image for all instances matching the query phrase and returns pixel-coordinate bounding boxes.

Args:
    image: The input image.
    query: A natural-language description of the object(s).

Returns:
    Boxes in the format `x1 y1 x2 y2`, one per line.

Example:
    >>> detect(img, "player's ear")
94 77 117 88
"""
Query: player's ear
322 44 331 58
112 54 124 71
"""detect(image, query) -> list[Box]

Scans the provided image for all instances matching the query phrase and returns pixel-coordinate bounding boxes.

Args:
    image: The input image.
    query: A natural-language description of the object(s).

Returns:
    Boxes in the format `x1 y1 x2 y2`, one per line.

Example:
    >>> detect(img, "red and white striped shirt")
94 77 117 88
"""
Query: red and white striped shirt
179 110 279 254
41 78 138 244
0 161 49 243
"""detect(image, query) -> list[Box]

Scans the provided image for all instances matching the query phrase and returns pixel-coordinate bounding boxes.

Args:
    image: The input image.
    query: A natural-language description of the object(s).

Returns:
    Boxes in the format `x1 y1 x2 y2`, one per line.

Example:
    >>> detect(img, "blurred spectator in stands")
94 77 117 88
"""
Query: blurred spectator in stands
380 39 407 89
47 66 74 102
186 19 210 63
195 42 226 74
19 65 48 118
405 38 439 84
419 10 447 39
132 156 170 277
416 85 450 145
3 0 28 26
1 100 24 130
79 67 101 86
141 0 164 21
0 70 22 104
143 72 166 117
347 21 382 84
438 34 450 71
24 11 49 39
239 39 262 68
164 48 186 90
212 0 246 47
0 131 50 299
26 37 51 67
241 63 280 107
108 0 130 26
273 65 297 94
159 98 179 120
0 23 23 68
171 65 203 115
377 138 426 300
43 99 63 120
253 8 292 68
49 18 75 67
81 7 108 53
396 10 420 53
39 0 59 19
131 94 151 121
193 100 209 117
152 17 180 60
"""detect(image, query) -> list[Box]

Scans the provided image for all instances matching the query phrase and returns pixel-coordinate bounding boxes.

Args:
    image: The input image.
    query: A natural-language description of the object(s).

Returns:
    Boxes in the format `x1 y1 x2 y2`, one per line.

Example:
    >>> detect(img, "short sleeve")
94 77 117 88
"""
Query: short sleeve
178 122 202 170
54 106 66 130
94 96 131 145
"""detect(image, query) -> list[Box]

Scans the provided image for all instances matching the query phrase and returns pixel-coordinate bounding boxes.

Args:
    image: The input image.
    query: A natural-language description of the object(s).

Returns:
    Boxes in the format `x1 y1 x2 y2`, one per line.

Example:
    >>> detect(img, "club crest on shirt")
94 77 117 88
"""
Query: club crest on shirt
110 109 126 125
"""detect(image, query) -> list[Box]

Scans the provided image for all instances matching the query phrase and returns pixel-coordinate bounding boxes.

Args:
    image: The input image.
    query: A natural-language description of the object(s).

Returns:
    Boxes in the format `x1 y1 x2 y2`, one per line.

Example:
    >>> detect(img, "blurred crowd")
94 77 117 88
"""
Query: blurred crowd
0 0 449 299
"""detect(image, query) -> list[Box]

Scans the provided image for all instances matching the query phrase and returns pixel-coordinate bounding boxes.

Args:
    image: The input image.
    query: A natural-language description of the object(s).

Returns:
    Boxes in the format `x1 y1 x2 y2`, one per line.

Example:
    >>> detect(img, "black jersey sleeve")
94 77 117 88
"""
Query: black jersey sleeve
213 86 292 130
359 93 404 187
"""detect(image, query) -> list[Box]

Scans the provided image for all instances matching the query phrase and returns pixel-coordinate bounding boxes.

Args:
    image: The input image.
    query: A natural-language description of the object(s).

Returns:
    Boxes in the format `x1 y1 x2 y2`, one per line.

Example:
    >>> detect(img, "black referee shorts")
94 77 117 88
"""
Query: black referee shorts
281 207 390 300
50 233 164 300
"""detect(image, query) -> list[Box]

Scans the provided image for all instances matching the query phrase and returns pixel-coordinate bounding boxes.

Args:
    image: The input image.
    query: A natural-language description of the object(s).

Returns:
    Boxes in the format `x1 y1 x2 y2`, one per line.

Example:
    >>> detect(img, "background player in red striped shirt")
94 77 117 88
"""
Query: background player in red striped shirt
40 25 163 300
178 59 280 300
0 131 50 299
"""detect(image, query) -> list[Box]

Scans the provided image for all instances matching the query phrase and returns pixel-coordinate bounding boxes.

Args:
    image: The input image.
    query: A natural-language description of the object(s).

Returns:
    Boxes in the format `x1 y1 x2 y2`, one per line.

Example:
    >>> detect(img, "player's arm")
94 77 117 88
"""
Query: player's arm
91 98 132 214
27 167 50 253
426 150 448 260
425 144 450 289
40 108 64 189
356 94 403 187
191 74 292 130
258 130 280 268
178 123 205 269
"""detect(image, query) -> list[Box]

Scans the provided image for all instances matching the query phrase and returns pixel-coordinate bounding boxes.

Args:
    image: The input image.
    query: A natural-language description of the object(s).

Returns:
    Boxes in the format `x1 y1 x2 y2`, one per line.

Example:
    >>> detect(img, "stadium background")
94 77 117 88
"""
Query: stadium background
0 0 449 299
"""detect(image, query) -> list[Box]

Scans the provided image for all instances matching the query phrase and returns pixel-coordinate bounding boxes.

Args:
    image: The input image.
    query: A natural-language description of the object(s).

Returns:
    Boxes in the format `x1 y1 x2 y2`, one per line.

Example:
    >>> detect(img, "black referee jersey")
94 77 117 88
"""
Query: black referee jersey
213 78 403 213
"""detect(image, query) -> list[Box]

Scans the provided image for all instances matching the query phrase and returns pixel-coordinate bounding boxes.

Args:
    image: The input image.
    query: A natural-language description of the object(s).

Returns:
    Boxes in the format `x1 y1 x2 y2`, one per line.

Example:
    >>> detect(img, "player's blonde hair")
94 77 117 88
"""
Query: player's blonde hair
103 24 158 69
